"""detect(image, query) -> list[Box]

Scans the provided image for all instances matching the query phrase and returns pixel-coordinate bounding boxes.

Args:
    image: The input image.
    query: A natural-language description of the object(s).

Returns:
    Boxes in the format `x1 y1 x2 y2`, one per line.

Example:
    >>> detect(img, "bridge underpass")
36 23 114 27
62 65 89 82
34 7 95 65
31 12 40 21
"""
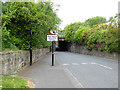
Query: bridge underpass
56 38 69 51
56 41 69 51
55 32 70 51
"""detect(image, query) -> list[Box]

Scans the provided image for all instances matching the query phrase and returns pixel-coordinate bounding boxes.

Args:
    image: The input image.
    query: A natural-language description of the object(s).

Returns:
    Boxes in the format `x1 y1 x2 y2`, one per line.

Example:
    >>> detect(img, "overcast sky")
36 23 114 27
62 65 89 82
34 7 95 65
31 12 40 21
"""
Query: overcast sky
3 0 119 29
2 0 120 29
50 0 119 30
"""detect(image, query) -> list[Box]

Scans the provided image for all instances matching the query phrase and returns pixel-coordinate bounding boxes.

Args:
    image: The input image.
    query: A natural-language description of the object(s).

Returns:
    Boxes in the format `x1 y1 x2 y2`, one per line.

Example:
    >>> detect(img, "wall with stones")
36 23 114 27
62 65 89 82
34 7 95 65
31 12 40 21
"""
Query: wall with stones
0 48 49 75
68 43 120 61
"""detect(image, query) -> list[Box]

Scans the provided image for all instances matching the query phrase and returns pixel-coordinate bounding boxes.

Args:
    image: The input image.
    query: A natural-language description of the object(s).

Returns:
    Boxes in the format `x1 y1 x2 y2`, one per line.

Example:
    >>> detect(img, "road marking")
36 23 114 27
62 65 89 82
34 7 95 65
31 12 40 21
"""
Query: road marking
81 63 88 65
91 62 112 69
72 63 79 65
63 64 69 66
96 63 112 69
91 62 96 64
63 67 84 88
63 62 112 69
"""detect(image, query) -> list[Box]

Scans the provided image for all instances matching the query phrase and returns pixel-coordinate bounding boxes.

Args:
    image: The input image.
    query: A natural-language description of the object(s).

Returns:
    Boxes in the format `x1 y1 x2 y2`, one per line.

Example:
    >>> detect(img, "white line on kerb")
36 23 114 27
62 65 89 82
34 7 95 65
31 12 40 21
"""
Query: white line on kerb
91 62 112 69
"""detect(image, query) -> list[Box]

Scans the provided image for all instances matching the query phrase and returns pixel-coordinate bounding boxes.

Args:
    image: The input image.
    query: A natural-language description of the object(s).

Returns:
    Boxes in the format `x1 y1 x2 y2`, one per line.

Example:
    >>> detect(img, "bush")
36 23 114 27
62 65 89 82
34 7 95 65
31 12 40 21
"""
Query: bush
104 24 119 52
74 26 90 44
65 22 88 43
64 15 119 52
85 16 107 27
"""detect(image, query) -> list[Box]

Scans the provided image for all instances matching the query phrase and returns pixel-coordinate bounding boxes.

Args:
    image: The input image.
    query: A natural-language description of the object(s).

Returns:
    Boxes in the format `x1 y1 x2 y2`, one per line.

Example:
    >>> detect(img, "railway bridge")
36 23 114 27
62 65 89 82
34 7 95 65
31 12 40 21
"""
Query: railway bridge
56 32 69 51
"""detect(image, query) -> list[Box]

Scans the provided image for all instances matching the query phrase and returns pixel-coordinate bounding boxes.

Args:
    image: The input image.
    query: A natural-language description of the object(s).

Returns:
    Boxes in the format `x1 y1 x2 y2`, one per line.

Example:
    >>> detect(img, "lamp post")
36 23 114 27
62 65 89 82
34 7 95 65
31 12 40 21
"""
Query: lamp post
30 28 32 66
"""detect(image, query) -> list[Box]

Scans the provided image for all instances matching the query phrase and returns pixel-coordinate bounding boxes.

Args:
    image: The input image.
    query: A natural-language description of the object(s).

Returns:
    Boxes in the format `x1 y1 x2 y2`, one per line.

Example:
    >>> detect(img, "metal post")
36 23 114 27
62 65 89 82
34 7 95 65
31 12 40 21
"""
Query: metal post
30 29 32 66
52 41 54 66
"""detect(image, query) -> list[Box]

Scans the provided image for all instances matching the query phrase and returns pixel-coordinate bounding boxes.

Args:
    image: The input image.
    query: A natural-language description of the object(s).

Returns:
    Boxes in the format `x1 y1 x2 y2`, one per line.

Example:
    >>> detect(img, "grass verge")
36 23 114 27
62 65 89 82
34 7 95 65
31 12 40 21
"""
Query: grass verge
1 76 30 89
0 77 2 90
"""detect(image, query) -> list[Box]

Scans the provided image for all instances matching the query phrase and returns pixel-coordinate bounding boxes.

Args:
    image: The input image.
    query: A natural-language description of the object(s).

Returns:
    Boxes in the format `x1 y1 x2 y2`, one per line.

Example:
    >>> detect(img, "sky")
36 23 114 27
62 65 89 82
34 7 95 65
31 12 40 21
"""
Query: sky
2 0 120 29
50 0 120 30
52 0 120 29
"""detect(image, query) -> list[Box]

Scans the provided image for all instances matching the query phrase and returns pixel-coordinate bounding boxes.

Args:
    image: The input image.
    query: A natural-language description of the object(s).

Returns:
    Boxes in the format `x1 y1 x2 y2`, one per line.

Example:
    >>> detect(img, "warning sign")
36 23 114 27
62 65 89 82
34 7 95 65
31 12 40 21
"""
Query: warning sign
47 35 58 41
49 28 57 35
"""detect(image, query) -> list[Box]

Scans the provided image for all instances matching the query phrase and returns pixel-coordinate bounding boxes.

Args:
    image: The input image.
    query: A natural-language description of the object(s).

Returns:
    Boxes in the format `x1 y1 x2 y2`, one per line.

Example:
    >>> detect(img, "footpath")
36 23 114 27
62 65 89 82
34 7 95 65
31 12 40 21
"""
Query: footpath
16 52 74 88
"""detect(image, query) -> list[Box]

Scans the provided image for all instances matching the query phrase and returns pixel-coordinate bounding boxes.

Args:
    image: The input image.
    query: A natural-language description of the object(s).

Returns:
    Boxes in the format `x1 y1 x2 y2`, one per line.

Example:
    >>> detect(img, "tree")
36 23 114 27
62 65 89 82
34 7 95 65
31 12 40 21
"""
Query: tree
64 22 87 43
85 16 107 27
2 2 61 50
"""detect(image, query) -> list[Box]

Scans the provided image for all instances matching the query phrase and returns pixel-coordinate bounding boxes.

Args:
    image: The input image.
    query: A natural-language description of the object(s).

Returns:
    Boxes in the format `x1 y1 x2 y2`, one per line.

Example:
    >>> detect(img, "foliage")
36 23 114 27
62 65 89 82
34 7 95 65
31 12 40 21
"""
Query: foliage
0 77 1 90
2 76 29 88
64 22 87 43
86 30 105 50
74 26 90 44
64 15 119 52
104 21 119 52
58 30 65 38
85 16 107 27
2 1 61 51
2 25 19 51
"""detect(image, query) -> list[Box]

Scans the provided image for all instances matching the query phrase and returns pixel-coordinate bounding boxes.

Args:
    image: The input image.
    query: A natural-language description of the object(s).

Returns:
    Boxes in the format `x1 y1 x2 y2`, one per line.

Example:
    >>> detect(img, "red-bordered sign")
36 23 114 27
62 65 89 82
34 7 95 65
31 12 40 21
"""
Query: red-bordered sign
49 28 57 35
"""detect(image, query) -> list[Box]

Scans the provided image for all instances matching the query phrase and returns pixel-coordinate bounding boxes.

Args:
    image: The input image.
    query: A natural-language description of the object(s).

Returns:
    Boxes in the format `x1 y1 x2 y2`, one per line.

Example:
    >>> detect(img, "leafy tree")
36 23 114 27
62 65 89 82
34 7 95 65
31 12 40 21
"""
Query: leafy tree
64 22 87 43
2 2 61 50
74 26 90 44
108 16 113 22
85 16 107 27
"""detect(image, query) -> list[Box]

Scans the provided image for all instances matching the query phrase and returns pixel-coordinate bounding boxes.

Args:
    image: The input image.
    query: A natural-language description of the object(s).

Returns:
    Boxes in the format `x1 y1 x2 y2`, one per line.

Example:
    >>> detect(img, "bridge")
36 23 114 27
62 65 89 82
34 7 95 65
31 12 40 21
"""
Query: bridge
56 32 69 51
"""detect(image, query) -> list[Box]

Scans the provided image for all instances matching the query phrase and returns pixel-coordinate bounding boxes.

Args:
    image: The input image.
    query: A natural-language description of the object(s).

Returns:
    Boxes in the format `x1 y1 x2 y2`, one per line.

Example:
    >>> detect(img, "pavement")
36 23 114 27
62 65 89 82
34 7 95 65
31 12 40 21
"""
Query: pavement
16 52 75 88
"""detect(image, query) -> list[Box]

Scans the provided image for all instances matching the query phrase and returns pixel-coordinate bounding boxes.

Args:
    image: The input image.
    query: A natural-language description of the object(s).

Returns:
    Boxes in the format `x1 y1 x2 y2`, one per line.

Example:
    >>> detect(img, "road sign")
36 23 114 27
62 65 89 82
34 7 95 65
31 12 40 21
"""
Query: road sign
49 28 57 35
58 32 65 35
47 35 58 41
48 28 57 66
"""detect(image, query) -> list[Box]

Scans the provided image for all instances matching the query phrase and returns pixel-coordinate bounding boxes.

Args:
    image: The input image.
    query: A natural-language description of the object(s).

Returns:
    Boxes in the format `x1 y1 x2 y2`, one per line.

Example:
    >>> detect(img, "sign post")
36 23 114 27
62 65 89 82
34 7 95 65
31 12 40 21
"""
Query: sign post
47 28 58 66
30 28 32 66
52 41 54 66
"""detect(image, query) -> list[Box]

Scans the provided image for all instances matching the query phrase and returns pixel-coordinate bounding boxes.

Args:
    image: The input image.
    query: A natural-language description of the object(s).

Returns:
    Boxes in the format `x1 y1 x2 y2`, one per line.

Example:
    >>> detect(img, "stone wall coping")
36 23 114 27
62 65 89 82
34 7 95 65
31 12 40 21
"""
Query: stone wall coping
0 50 28 55
0 48 49 55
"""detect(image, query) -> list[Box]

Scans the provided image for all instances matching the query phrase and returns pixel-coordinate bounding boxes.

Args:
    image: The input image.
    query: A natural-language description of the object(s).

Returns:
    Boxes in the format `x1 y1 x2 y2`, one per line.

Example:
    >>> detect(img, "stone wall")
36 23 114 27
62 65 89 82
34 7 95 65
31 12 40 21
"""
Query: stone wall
0 48 49 75
68 43 120 61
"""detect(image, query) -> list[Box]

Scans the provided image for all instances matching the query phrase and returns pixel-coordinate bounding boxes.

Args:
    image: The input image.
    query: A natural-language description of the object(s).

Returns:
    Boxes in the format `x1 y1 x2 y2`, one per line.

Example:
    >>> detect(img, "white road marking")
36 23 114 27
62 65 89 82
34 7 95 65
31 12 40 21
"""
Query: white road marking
72 63 79 65
96 63 112 69
81 63 88 65
63 67 84 88
91 62 96 64
63 62 112 69
91 62 112 69
63 63 69 66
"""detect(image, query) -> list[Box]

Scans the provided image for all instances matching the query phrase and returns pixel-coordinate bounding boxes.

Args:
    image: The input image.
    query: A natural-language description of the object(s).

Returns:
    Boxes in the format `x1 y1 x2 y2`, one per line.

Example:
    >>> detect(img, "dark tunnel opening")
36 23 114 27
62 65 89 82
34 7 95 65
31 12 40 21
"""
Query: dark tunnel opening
56 41 69 51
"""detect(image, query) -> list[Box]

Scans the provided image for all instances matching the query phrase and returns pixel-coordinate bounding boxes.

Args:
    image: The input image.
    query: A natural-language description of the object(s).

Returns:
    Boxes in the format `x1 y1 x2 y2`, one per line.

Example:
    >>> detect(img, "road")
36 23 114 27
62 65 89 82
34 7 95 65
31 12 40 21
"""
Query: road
16 51 118 88
55 52 118 88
